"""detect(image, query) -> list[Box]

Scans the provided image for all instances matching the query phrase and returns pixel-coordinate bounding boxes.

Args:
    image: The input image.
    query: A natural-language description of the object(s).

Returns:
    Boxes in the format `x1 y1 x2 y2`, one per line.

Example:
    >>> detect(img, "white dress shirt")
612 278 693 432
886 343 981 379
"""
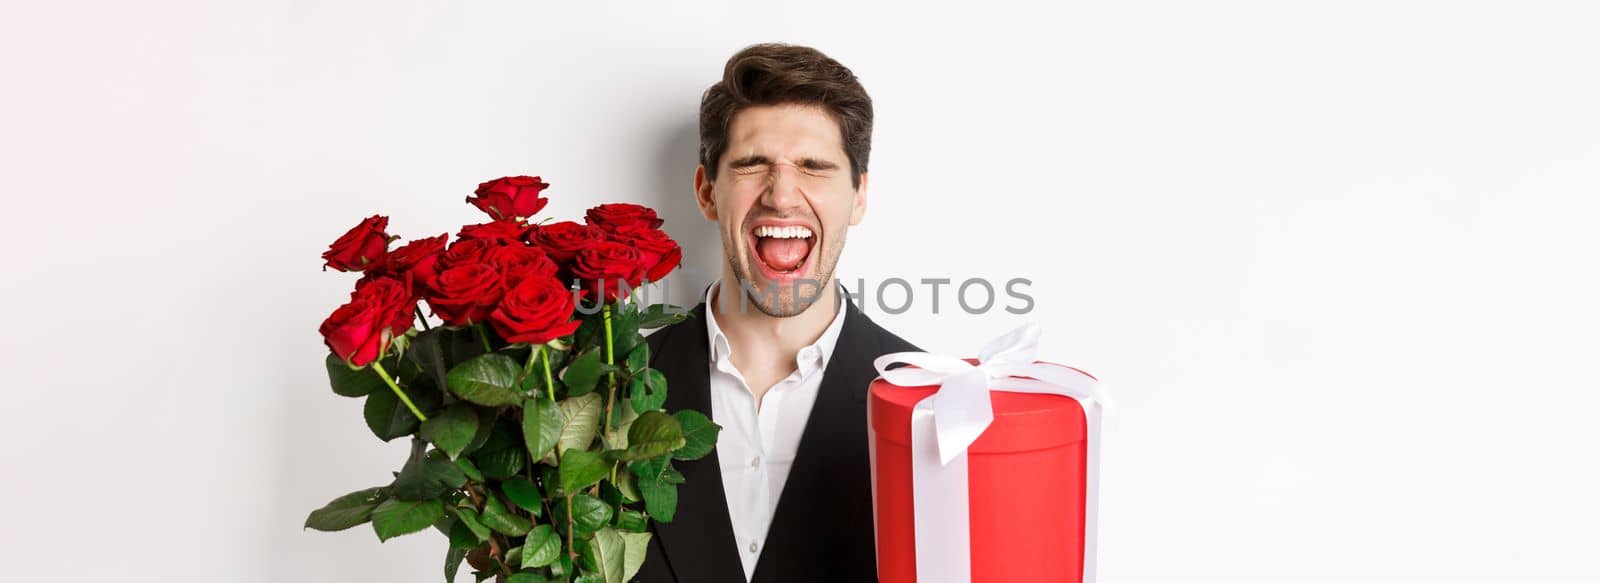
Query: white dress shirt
704 278 848 582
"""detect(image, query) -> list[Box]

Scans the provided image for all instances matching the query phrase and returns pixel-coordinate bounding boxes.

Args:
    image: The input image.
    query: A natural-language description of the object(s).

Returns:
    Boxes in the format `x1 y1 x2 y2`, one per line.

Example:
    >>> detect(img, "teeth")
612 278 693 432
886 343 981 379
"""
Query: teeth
754 225 814 239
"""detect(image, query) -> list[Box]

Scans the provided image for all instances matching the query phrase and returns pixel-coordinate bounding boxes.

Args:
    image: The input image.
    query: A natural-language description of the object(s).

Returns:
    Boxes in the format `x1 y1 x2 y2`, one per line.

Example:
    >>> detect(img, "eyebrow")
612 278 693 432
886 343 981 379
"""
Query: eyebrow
727 154 840 171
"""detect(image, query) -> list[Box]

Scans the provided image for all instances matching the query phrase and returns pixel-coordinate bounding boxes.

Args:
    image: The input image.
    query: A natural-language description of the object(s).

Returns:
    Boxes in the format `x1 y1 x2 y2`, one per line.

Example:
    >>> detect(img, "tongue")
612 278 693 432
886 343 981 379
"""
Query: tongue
756 237 808 271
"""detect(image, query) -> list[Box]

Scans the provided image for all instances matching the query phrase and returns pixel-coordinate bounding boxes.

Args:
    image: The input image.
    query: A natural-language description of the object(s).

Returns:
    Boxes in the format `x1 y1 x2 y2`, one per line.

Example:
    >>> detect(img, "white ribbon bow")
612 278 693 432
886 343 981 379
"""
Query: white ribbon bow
869 323 1108 583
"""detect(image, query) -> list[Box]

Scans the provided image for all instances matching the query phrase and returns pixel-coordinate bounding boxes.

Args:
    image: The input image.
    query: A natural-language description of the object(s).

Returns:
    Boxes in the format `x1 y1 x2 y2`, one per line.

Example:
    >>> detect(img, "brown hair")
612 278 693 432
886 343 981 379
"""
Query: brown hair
699 43 874 189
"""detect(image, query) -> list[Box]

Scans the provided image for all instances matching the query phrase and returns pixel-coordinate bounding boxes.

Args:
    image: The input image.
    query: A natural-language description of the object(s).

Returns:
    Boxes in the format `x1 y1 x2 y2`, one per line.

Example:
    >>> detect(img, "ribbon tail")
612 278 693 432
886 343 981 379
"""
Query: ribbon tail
911 398 972 583
1082 399 1103 583
867 395 881 575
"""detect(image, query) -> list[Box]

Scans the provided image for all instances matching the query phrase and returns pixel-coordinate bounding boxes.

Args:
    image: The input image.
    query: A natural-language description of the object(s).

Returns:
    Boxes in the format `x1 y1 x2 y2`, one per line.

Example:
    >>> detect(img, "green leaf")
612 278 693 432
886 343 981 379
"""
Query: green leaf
448 505 491 545
445 545 467 583
448 518 481 550
619 531 652 581
561 348 604 397
500 477 544 516
672 409 719 461
627 369 667 414
616 508 648 532
604 403 639 451
520 524 561 569
371 498 445 542
559 449 611 494
624 343 649 375
614 470 641 503
326 353 382 397
454 457 484 482
663 464 685 485
474 448 524 481
638 303 690 329
557 393 603 454
576 527 626 583
567 494 612 535
460 407 497 456
446 353 524 406
471 419 525 480
616 411 684 462
480 495 531 536
639 466 678 522
421 403 481 459
610 306 642 360
395 443 467 501
507 573 552 583
406 328 452 397
363 385 420 441
523 397 564 461
628 456 669 481
304 486 389 531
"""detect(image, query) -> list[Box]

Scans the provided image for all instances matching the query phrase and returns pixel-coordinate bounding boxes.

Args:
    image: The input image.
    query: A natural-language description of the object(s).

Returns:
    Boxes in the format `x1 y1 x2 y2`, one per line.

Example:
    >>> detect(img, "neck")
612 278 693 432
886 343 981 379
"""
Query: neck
710 269 839 365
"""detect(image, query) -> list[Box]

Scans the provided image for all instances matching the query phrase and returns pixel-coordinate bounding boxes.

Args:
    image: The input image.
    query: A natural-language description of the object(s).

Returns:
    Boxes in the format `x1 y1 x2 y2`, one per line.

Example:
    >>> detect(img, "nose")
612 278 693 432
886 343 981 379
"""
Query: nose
759 162 807 211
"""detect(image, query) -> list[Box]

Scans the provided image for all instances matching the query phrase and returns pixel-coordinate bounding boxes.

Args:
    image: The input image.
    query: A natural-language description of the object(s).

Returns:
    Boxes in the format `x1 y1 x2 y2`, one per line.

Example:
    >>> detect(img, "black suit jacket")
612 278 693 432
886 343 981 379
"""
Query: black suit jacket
631 290 921 583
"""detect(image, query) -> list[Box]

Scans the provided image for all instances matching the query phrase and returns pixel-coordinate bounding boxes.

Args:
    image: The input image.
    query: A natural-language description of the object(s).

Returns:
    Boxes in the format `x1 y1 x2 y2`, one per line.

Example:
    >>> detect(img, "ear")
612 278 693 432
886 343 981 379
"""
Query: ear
848 171 868 226
694 164 718 221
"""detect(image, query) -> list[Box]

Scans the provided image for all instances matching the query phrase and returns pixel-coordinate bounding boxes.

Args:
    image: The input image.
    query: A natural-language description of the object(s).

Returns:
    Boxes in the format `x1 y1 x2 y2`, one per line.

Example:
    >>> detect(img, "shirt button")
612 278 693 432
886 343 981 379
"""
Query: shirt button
750 456 761 468
749 540 758 553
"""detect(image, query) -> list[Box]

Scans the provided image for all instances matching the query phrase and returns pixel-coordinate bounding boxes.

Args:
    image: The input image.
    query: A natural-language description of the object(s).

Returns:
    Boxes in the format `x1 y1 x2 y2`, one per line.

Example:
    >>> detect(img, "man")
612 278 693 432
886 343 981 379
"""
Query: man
633 43 920 582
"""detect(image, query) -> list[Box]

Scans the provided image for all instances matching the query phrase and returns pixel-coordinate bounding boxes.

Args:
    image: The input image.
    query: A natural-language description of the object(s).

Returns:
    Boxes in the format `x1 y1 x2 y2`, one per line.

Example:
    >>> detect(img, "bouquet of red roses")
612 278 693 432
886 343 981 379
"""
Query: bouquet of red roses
305 176 716 583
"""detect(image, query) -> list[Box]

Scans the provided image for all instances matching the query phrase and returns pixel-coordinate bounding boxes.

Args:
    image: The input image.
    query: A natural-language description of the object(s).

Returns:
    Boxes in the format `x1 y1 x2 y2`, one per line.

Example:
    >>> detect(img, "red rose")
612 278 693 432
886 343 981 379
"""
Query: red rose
609 223 682 283
457 220 532 244
532 221 607 266
320 276 415 367
382 233 448 293
425 263 504 326
468 176 550 220
489 275 581 345
487 245 559 290
585 203 664 232
571 241 645 303
322 214 394 272
436 238 498 273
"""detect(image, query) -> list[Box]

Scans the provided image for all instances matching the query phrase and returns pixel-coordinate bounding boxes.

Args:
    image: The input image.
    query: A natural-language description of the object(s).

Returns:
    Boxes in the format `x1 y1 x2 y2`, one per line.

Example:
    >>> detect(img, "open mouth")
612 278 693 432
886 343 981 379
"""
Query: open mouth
747 223 817 281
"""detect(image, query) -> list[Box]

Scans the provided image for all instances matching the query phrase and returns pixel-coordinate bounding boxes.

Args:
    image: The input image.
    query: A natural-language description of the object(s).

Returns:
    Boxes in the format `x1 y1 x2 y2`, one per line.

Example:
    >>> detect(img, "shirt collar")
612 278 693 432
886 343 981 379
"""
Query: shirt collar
704 278 849 373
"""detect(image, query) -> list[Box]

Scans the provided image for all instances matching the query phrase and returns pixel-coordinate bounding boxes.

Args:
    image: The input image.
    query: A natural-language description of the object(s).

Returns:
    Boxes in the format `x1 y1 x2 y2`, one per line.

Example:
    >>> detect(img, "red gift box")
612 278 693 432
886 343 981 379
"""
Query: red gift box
869 361 1096 583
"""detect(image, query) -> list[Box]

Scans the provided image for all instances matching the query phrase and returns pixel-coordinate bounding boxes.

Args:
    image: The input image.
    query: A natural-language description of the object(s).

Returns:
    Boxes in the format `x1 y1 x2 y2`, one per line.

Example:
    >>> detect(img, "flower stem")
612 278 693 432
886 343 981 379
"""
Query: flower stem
371 360 427 422
414 306 431 331
603 304 618 483
476 323 493 352
542 345 555 402
520 343 538 383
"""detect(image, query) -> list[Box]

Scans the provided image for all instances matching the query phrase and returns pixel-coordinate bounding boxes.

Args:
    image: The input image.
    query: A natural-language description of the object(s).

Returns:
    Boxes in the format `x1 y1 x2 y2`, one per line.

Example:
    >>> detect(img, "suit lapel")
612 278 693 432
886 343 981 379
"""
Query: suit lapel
752 295 884 582
648 301 747 582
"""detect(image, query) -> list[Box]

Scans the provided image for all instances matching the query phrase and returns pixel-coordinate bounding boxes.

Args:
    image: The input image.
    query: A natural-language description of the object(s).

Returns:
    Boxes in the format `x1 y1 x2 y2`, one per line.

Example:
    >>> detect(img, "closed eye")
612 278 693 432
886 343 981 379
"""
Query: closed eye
797 158 840 172
728 155 771 173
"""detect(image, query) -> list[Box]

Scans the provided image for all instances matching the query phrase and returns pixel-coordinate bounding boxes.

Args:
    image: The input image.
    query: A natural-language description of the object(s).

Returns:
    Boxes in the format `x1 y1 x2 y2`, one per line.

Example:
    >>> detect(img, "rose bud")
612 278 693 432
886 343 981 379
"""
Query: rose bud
609 223 682 283
487 244 559 291
436 238 499 273
571 240 646 303
585 202 664 232
467 176 550 220
381 233 448 294
320 277 415 367
532 221 607 266
424 263 504 326
457 219 532 245
489 275 582 345
321 214 393 272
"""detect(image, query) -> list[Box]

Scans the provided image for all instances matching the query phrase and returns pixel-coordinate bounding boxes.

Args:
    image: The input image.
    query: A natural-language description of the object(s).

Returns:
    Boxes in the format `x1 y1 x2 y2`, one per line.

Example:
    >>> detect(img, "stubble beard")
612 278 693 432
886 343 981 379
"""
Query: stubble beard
723 228 844 318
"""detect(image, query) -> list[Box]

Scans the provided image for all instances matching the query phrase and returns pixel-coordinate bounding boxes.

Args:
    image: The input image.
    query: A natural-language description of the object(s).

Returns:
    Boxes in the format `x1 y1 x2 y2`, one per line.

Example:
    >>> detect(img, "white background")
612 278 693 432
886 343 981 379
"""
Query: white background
2 1 1597 581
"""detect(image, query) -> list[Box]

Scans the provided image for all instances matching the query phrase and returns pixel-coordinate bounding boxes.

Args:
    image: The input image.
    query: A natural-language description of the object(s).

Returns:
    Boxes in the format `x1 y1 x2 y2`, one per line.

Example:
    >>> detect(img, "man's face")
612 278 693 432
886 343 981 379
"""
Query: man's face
695 103 867 317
